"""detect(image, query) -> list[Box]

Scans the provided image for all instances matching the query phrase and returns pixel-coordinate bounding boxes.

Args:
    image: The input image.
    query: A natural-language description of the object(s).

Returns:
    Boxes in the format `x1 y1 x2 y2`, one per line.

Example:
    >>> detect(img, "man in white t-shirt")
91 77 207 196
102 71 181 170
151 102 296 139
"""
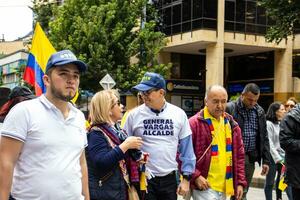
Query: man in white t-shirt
123 72 196 200
0 50 89 200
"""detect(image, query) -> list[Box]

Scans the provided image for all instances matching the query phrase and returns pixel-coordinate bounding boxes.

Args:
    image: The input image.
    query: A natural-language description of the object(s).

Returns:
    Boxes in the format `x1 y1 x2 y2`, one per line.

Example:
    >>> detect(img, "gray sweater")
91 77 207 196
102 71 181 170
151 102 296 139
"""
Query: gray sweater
267 120 285 163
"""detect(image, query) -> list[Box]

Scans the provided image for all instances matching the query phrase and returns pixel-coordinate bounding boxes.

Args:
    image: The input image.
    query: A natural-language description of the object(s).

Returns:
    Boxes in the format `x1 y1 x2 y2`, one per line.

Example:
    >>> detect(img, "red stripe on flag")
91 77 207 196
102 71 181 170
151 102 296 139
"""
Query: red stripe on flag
23 66 35 86
34 82 43 97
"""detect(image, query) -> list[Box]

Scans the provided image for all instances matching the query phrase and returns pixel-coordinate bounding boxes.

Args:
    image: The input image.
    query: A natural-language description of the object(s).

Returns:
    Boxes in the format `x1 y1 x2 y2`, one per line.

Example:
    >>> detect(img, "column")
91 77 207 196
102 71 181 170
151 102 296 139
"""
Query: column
205 0 225 88
274 36 293 102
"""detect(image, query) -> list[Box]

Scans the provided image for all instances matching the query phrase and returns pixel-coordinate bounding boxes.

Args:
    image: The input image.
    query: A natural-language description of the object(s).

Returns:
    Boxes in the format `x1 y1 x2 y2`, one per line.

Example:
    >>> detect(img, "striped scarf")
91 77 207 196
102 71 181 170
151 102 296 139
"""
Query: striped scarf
205 114 234 196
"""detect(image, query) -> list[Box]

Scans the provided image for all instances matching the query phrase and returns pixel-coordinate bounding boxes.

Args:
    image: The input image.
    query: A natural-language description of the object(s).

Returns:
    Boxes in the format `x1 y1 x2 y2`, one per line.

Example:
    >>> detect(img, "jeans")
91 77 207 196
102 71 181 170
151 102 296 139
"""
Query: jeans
265 161 293 200
264 159 276 200
192 188 226 200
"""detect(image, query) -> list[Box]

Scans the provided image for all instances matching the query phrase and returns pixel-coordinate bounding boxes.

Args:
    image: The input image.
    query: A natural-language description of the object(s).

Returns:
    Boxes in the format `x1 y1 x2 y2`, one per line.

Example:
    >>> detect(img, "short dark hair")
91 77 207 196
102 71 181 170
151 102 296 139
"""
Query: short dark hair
266 102 282 123
242 83 260 95
45 66 54 76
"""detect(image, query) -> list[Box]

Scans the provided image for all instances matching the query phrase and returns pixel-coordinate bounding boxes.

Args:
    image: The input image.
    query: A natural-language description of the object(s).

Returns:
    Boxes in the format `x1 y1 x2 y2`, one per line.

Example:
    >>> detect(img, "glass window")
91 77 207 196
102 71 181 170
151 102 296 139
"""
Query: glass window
256 6 266 25
294 22 300 34
203 0 217 18
193 0 202 20
245 1 256 24
225 0 235 31
228 52 274 81
180 54 206 80
172 24 181 34
163 0 172 4
182 0 191 21
236 1 245 23
225 1 235 21
203 19 217 29
163 7 172 26
172 4 181 24
293 54 300 77
182 22 192 32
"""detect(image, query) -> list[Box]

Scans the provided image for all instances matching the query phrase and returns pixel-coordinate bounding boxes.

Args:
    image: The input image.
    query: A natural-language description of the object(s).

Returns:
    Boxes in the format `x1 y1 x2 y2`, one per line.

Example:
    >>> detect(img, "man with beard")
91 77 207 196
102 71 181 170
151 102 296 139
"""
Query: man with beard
226 83 270 200
0 50 89 200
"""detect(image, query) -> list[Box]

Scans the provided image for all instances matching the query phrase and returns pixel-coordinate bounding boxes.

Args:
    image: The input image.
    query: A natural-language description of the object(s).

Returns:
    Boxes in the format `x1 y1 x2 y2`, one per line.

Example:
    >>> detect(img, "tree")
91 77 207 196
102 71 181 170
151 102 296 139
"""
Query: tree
258 0 300 43
31 0 57 33
41 0 170 92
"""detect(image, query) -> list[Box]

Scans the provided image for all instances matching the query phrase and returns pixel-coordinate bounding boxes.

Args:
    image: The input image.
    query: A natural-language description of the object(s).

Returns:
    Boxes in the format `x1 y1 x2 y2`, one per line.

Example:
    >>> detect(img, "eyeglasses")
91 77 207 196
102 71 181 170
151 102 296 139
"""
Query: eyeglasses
285 104 295 109
141 88 159 96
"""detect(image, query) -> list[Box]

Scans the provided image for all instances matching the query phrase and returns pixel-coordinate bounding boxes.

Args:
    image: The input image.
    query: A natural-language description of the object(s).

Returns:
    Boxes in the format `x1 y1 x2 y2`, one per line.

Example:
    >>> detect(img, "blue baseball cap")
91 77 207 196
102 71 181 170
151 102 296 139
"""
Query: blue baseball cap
46 50 87 73
132 72 166 91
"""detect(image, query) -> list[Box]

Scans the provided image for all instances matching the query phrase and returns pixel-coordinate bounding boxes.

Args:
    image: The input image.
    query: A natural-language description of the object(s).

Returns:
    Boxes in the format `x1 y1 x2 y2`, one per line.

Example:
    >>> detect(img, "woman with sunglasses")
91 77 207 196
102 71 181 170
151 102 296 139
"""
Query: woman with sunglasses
86 89 143 200
264 102 292 200
284 97 297 112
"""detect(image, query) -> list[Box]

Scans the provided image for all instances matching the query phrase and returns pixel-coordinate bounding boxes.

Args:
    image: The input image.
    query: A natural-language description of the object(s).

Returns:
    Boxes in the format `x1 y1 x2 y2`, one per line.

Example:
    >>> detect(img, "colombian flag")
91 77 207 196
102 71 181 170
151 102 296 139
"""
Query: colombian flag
23 22 56 96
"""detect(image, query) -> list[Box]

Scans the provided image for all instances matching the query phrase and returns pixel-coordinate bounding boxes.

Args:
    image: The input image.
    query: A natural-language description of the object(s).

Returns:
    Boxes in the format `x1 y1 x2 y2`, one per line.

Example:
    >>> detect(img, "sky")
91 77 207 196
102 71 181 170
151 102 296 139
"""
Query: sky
0 0 33 41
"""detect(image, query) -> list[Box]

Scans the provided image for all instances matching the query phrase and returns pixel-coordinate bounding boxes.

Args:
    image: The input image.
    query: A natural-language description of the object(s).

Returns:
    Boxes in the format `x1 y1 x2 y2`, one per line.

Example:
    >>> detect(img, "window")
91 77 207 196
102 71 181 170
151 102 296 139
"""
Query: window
224 0 269 34
157 0 217 35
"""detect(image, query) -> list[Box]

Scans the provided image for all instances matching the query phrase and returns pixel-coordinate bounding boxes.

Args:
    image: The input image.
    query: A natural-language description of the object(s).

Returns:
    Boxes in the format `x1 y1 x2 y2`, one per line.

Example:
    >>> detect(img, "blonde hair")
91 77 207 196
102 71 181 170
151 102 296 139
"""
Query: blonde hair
90 89 119 124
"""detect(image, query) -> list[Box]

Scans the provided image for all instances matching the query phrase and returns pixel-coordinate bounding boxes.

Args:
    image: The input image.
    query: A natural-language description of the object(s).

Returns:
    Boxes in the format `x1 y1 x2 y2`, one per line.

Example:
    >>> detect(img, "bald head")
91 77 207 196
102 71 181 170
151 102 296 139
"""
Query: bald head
205 85 228 99
205 85 228 120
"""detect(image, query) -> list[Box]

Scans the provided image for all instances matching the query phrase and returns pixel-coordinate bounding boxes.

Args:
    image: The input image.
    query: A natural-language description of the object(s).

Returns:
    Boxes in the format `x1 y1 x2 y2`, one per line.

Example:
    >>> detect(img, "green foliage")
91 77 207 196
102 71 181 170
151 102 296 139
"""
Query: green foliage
36 0 170 92
258 0 300 43
31 0 57 32
229 93 240 101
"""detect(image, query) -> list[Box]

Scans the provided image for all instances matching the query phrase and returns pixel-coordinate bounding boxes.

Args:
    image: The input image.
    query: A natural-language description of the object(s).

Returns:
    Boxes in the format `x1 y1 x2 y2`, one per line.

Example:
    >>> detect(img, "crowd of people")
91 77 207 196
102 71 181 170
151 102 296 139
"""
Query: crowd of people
0 49 299 200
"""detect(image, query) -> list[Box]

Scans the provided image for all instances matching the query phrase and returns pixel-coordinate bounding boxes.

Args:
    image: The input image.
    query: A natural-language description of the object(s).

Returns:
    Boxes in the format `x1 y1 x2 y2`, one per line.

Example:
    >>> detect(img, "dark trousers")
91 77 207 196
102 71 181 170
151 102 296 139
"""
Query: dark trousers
242 154 255 200
230 154 255 200
145 171 177 200
265 161 293 200
9 195 16 200
292 187 300 200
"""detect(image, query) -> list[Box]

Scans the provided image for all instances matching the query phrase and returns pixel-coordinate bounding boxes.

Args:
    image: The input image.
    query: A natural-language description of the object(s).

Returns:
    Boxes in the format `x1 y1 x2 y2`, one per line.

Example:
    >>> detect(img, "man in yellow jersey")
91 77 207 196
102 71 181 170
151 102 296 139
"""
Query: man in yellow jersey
189 85 247 200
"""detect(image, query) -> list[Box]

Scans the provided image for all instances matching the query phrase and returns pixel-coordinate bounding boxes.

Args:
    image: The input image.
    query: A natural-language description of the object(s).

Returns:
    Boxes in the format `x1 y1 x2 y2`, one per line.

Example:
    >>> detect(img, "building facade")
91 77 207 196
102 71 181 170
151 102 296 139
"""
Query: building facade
0 50 28 89
154 0 300 113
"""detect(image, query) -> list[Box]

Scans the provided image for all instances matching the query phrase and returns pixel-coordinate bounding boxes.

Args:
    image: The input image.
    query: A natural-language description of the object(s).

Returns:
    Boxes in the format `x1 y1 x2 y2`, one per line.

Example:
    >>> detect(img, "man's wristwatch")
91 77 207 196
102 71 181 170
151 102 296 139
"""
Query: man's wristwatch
182 174 192 181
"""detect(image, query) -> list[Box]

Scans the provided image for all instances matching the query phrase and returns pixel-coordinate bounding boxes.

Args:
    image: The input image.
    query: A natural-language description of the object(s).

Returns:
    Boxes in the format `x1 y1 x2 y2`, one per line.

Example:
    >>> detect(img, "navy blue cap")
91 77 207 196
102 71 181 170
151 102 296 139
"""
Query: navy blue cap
46 50 87 73
132 72 166 91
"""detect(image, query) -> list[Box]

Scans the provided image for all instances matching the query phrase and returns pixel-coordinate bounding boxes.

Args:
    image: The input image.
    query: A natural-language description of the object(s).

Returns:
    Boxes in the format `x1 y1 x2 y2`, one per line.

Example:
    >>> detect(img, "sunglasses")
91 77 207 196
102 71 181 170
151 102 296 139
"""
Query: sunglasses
285 104 295 109
141 88 159 96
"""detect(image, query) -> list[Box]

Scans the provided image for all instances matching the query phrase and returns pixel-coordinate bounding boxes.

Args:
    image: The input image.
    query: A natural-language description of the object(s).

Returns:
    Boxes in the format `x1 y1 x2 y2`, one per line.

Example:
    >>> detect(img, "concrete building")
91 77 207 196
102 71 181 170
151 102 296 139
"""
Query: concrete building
150 0 300 115
0 50 29 89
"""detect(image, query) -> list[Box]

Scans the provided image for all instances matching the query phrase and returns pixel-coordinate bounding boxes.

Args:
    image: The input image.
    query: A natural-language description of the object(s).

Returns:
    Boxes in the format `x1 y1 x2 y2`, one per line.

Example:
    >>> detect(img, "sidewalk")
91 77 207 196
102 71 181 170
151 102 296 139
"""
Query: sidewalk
178 164 289 200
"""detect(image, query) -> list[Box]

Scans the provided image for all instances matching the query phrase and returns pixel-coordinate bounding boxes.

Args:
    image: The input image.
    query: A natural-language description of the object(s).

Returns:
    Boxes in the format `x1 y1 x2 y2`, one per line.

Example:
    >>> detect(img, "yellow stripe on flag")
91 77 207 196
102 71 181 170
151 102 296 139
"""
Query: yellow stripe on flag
31 22 56 73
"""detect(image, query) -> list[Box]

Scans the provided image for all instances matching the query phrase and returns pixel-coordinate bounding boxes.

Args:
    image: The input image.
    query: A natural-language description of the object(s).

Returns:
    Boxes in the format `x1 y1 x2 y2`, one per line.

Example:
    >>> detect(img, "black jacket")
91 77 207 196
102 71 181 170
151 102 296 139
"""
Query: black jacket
226 97 271 165
280 104 300 188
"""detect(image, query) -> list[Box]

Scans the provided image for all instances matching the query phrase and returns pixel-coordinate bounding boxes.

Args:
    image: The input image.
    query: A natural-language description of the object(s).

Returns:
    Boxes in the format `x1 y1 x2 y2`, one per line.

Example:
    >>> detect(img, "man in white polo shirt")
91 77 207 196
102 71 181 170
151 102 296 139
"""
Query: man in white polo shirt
0 50 89 200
